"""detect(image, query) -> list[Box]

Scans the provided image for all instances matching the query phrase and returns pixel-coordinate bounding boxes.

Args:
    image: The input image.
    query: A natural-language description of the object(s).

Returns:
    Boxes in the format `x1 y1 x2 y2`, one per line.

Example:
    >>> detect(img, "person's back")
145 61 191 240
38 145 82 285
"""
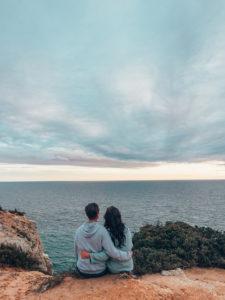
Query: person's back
74 203 132 277
106 225 133 274
75 221 107 274
87 206 133 274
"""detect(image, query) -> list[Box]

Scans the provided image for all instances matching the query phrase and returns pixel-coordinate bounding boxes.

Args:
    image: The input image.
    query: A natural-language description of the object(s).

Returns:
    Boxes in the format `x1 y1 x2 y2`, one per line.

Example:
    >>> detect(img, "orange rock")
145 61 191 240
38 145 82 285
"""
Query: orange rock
1 267 225 300
0 210 52 274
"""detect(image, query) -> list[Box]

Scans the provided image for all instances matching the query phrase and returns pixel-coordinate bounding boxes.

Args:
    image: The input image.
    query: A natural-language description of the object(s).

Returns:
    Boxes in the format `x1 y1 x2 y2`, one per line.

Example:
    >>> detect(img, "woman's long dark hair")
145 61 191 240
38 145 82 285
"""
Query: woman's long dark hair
104 206 126 248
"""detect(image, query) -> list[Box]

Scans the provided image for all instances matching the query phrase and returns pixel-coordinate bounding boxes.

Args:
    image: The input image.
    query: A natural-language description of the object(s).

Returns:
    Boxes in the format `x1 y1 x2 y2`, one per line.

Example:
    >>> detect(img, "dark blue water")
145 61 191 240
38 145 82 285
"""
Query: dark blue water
0 180 225 272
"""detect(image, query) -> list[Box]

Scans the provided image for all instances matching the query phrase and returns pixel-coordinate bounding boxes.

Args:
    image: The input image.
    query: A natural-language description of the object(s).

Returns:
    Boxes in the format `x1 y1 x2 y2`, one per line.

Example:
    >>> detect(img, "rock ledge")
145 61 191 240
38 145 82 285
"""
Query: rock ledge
0 210 52 274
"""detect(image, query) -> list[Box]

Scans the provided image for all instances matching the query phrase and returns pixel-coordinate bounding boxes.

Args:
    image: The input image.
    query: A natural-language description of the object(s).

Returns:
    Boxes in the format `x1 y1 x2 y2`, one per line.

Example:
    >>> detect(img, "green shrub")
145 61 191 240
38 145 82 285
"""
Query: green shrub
133 222 225 274
0 245 39 270
0 206 25 216
8 208 25 216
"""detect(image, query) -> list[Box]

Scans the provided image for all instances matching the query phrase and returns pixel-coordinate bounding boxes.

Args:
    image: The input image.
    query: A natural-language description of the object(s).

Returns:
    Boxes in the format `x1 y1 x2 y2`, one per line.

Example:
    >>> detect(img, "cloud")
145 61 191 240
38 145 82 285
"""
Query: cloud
1 0 225 169
112 65 155 112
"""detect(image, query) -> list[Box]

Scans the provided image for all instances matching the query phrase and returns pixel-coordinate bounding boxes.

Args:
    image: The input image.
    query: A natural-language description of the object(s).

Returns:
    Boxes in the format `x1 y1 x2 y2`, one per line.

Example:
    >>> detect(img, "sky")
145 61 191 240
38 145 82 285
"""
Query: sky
1 0 225 181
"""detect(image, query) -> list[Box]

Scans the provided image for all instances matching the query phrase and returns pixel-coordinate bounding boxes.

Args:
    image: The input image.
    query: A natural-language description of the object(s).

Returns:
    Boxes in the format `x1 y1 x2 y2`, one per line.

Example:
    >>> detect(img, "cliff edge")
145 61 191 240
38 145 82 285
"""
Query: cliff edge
0 209 51 274
1 267 225 299
1 209 225 299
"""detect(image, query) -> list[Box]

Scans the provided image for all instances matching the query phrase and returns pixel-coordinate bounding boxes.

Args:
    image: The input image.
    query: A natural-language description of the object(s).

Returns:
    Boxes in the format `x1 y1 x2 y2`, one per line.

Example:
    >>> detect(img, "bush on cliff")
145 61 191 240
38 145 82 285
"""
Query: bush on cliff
8 208 25 216
0 206 25 216
0 245 40 270
133 222 225 274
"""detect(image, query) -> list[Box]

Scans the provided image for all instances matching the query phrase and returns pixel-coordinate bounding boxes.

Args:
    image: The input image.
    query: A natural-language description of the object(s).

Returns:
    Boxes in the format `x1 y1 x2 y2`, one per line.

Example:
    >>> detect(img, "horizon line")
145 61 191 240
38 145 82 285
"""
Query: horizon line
1 178 225 183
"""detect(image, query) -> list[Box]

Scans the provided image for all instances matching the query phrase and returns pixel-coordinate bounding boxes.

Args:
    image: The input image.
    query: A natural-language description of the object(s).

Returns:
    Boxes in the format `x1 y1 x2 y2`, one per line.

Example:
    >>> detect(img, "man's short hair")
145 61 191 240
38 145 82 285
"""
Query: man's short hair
85 203 99 220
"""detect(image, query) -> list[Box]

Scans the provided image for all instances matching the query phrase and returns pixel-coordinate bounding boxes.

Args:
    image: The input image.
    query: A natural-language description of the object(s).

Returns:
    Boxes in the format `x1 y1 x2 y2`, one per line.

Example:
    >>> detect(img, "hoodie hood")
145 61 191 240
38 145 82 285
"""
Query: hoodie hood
80 222 101 238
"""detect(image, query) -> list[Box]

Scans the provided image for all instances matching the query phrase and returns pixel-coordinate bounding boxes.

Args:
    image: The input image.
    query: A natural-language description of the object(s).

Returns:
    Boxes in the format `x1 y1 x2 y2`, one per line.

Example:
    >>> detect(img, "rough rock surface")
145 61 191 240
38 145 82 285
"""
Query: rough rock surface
0 210 51 274
1 210 225 299
1 267 225 299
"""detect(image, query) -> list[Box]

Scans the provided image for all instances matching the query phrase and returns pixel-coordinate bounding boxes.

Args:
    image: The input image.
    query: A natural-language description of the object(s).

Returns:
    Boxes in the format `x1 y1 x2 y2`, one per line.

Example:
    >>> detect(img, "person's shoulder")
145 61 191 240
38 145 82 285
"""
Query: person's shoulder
74 223 85 235
96 223 106 231
97 224 108 235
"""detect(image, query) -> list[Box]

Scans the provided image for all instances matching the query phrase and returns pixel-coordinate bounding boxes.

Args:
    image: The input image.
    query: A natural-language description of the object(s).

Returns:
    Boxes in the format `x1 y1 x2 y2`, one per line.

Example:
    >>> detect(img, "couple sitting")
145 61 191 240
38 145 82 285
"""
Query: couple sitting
74 203 133 278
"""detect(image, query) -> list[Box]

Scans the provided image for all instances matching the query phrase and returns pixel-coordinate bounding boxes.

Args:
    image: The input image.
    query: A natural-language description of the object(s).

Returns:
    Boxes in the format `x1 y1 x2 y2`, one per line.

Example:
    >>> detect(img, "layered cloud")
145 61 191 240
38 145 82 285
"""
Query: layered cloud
1 0 225 168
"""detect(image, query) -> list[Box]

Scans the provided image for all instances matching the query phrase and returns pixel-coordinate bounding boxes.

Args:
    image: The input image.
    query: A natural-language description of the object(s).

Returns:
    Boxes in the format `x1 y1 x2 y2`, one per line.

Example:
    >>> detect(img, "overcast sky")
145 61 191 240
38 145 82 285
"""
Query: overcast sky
1 0 225 181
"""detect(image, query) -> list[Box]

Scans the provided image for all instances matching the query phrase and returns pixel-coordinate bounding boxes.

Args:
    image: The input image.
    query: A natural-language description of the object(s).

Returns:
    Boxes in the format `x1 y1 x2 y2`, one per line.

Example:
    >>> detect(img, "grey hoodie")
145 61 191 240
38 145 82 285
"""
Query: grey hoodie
74 222 131 274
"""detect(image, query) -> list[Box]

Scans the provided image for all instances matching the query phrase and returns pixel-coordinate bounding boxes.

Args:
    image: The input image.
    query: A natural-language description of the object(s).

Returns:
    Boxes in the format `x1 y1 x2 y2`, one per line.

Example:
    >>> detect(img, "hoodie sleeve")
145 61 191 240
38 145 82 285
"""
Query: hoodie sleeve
90 227 133 264
101 228 132 261
90 250 109 263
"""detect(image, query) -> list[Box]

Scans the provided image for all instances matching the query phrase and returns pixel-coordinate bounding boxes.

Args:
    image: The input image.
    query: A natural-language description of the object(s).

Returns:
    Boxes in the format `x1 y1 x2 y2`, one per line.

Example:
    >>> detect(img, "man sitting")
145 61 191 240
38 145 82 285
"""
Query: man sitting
74 202 131 277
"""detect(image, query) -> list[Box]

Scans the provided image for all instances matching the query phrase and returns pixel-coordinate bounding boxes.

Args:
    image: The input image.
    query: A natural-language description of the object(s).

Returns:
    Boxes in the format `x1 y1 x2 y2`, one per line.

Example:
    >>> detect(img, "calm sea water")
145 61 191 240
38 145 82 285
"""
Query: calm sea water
0 180 225 272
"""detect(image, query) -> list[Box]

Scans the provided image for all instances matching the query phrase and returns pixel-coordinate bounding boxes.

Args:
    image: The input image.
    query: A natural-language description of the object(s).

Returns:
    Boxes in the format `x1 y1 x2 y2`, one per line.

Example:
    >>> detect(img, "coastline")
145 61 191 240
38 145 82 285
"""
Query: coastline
1 208 225 299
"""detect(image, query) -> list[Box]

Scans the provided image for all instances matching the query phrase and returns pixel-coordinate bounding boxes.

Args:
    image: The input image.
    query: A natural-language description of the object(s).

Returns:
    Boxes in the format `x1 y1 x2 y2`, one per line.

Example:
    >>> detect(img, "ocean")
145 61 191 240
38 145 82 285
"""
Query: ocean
0 180 225 272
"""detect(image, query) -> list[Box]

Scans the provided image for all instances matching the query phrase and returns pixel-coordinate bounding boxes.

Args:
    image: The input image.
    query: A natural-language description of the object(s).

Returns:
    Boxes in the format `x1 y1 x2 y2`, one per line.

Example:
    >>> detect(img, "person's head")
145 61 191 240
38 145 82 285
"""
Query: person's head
85 203 99 221
104 206 125 247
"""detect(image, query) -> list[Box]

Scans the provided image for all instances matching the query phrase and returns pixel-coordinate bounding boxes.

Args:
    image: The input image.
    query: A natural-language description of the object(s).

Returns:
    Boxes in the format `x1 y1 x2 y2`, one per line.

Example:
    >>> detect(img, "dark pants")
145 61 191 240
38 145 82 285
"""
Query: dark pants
77 268 107 278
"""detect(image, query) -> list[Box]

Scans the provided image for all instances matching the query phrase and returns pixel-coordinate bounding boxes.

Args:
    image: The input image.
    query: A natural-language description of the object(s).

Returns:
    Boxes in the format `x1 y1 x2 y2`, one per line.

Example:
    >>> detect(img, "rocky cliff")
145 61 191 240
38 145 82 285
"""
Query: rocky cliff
1 209 225 300
0 209 51 274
